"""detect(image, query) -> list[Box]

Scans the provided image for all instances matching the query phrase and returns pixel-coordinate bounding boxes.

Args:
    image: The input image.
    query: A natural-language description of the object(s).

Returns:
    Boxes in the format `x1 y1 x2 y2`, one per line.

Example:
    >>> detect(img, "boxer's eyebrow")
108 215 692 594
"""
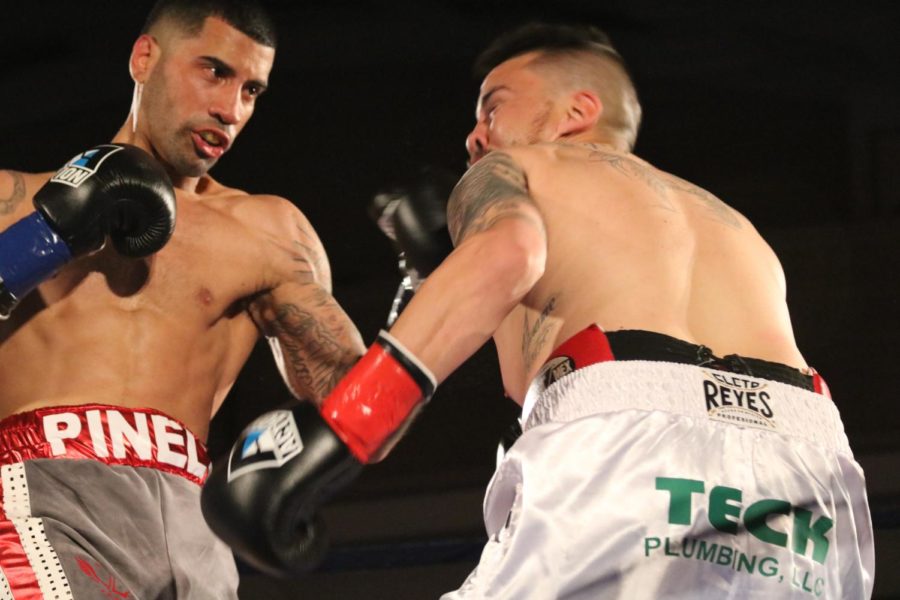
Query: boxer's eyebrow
200 56 234 77
201 56 269 93
476 85 509 118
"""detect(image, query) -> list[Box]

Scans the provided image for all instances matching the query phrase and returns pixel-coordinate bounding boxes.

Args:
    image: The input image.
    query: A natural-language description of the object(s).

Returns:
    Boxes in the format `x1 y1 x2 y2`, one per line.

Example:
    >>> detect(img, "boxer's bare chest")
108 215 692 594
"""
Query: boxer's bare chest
25 197 265 330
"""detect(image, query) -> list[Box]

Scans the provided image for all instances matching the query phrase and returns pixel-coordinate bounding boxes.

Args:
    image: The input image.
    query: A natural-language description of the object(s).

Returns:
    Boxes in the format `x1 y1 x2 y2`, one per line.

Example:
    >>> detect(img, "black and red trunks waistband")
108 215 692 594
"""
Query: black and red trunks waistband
0 404 210 485
539 325 829 396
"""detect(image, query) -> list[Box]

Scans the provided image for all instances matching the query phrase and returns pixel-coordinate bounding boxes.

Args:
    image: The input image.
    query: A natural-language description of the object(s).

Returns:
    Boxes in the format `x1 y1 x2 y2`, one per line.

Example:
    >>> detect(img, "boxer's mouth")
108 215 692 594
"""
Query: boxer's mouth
197 129 230 149
192 129 230 158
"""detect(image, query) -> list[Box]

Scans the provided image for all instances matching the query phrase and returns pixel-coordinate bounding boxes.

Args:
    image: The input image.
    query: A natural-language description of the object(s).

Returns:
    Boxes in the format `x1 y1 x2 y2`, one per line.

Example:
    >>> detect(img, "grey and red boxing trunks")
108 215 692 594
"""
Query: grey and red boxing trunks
0 405 238 599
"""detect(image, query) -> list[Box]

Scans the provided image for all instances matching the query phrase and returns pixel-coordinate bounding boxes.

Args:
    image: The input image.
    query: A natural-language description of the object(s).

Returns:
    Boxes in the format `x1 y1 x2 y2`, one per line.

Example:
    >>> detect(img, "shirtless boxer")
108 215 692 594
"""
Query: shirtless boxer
0 1 364 598
204 22 873 599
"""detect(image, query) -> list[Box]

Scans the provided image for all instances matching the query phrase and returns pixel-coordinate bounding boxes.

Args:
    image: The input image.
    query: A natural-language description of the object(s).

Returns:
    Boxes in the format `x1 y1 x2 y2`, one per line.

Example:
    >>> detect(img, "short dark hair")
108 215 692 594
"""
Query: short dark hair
474 22 642 149
142 0 277 48
474 22 625 80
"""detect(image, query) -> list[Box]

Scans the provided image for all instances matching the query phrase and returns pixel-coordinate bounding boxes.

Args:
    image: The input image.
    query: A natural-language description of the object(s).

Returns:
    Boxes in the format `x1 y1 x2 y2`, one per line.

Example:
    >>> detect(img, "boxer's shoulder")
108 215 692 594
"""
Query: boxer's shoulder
477 144 570 186
0 170 52 223
186 176 309 228
211 187 328 281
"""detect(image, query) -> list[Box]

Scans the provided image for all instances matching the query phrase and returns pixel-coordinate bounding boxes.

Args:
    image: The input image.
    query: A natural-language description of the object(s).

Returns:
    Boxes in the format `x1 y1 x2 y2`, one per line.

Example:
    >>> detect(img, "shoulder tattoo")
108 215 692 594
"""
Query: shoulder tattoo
660 173 742 229
447 152 543 245
290 218 331 290
0 171 26 215
588 149 742 228
589 149 677 212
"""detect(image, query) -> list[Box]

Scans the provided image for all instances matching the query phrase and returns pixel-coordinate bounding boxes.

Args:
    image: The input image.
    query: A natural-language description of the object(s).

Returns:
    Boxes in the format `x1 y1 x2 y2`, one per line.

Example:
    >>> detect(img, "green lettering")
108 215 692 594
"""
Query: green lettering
793 508 833 564
758 556 779 577
644 537 661 556
716 545 733 566
737 552 757 573
709 485 742 534
697 540 717 562
815 577 825 596
655 477 704 524
745 499 790 547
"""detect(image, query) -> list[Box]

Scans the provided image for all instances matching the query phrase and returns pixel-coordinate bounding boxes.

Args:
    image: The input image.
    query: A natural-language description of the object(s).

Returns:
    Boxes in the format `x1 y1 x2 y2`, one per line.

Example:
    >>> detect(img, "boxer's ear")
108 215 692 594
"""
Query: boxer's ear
129 34 160 83
556 90 602 138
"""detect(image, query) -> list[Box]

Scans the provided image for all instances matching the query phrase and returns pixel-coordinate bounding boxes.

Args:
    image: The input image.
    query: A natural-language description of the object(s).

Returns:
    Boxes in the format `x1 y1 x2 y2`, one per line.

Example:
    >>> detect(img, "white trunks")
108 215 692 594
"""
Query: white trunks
443 327 874 599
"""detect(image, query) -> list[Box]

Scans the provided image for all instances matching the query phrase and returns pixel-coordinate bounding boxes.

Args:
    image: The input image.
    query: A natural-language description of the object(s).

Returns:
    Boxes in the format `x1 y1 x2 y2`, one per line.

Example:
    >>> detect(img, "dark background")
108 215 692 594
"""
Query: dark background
1 1 898 598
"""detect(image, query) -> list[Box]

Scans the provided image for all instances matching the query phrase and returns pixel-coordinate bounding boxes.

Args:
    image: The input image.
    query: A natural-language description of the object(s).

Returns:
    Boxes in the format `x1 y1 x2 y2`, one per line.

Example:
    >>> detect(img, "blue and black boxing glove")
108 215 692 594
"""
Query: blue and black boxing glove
0 144 175 317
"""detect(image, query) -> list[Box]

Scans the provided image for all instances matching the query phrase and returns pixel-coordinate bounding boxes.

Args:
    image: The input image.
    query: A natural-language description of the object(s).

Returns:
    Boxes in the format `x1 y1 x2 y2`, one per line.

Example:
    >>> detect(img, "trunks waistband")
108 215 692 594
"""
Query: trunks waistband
522 361 849 452
0 404 210 485
531 325 829 396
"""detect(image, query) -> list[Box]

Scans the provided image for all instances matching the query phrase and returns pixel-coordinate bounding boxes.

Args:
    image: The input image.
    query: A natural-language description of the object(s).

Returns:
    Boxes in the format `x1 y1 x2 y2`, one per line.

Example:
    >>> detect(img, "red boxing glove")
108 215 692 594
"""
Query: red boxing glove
321 330 436 463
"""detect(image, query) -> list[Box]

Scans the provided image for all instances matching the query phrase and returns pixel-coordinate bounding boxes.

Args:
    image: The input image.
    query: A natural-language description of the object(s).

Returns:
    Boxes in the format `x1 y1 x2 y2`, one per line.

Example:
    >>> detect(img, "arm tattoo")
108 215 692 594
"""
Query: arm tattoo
0 171 26 215
290 241 316 285
290 219 331 290
447 152 543 245
260 295 358 399
522 295 557 370
250 216 353 400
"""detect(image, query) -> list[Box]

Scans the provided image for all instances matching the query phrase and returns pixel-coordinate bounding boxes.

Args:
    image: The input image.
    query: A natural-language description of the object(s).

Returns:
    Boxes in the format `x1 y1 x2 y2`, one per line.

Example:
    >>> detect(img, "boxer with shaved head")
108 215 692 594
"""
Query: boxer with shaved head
0 1 364 597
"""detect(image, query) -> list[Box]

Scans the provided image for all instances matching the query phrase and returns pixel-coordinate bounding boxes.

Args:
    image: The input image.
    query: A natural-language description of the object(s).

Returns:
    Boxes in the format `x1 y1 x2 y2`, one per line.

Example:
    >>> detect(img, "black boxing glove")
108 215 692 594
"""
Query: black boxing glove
0 144 175 316
371 166 456 325
390 166 455 279
201 402 363 576
202 331 436 576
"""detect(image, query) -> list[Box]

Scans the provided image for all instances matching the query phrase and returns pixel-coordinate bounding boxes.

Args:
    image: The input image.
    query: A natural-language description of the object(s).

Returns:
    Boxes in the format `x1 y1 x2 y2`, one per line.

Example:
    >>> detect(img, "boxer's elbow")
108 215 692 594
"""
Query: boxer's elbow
477 220 546 302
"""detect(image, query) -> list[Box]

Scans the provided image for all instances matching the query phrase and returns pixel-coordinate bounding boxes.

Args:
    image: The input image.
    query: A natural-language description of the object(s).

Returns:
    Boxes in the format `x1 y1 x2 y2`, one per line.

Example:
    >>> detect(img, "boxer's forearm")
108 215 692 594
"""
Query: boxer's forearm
388 218 545 383
250 282 366 405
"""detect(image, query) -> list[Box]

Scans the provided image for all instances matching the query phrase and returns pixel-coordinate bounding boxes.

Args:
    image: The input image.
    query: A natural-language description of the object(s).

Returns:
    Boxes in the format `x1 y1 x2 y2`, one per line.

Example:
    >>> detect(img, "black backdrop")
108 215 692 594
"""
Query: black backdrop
1 2 898 597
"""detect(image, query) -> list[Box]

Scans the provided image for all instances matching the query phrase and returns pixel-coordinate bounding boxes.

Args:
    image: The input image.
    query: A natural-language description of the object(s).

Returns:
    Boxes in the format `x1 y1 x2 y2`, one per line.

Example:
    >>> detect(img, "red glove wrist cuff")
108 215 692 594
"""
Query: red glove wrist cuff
321 331 436 463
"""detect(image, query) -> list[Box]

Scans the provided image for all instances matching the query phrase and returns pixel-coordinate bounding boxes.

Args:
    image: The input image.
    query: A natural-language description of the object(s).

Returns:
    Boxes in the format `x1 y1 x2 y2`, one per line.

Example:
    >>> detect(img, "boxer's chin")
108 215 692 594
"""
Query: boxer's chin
172 153 216 178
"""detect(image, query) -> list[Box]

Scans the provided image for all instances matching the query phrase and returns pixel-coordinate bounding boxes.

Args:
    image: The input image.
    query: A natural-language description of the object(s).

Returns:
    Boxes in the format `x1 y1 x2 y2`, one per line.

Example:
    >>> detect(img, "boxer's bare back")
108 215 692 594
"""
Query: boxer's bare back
479 141 808 402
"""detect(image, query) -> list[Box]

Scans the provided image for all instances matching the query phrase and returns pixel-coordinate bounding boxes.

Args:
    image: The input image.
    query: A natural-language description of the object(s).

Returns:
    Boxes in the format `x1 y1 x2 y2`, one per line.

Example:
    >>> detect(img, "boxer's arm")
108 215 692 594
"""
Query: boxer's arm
202 163 544 571
248 202 366 405
388 150 547 383
0 170 41 229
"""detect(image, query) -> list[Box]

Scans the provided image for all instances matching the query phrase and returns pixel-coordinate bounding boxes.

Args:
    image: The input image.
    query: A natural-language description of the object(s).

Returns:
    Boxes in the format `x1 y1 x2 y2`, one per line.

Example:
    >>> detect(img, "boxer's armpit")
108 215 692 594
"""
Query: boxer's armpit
0 170 26 216
448 152 544 246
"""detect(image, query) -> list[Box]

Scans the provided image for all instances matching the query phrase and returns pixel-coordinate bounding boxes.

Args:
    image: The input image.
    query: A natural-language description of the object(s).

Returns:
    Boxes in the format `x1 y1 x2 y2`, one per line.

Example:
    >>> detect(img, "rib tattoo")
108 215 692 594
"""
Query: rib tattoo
522 295 558 370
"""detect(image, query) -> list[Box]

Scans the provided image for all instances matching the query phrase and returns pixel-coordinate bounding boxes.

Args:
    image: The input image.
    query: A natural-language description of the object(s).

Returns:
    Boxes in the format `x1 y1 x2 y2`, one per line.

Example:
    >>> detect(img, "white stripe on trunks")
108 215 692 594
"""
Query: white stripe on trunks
2 463 73 599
